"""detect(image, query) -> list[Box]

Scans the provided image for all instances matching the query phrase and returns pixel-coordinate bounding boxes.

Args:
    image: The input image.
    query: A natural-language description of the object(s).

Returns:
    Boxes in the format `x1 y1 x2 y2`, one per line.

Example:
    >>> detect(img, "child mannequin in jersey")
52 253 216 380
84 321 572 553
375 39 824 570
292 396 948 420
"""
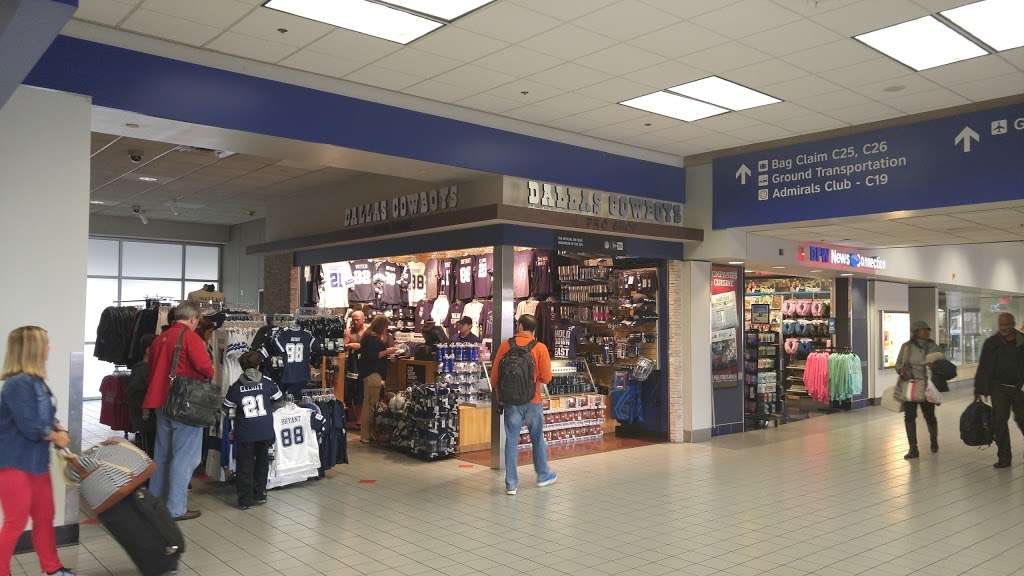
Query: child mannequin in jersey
223 351 282 509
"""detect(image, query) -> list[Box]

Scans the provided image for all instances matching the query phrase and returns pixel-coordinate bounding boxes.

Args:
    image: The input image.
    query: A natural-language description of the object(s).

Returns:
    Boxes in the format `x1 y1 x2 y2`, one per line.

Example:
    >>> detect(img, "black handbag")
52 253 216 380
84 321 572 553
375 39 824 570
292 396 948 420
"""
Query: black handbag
163 330 220 427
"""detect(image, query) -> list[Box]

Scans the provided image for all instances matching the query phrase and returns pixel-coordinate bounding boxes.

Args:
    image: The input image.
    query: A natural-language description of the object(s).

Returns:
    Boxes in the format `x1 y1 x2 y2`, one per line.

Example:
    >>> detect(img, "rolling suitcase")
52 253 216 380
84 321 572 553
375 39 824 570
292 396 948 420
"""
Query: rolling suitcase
98 488 184 576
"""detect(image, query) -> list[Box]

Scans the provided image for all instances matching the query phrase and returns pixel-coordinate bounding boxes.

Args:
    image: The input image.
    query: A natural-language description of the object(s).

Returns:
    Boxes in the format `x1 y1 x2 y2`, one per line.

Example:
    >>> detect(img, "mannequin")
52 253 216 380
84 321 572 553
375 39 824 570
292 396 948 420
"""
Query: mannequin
187 283 225 303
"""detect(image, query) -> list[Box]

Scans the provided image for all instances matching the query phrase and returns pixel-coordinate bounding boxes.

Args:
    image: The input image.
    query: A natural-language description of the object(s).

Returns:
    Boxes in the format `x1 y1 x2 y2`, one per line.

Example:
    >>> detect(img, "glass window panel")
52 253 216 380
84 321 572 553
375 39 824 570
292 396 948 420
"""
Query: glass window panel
85 278 119 341
120 279 182 303
83 344 113 399
122 241 182 279
185 245 219 280
88 239 119 276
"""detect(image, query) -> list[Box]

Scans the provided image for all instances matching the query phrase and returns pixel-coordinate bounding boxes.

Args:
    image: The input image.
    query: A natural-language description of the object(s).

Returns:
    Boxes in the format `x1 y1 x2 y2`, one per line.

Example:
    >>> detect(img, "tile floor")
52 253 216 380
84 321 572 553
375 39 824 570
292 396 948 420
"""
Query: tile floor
13 391 1024 576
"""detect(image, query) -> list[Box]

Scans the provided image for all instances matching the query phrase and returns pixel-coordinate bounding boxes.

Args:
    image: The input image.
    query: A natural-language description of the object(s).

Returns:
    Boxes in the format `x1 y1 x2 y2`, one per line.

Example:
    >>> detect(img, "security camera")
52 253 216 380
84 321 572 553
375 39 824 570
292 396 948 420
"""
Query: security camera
128 150 144 163
132 205 149 225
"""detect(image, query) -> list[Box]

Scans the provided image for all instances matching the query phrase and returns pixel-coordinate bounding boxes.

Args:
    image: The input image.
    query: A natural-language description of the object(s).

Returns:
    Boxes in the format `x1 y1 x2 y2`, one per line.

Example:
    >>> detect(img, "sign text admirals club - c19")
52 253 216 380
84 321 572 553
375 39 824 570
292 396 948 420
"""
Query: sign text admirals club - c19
799 244 886 272
712 102 1024 229
344 185 458 227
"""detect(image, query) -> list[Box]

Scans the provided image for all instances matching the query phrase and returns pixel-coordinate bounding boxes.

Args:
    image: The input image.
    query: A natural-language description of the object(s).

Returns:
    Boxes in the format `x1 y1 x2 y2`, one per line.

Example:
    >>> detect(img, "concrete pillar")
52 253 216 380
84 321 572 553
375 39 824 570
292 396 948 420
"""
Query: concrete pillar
489 245 514 469
672 261 713 442
0 85 91 544
910 286 939 336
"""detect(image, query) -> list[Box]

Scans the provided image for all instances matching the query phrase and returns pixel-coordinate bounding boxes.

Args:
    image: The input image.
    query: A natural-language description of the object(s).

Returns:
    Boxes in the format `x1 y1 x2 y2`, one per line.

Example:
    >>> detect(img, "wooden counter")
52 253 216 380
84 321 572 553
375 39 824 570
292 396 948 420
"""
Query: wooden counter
458 404 492 453
386 358 437 392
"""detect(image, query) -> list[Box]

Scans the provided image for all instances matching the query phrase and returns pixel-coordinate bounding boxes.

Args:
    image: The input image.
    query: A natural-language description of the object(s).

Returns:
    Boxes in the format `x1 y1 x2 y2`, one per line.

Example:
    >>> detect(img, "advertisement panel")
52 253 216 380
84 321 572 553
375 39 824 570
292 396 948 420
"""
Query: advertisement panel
711 266 741 389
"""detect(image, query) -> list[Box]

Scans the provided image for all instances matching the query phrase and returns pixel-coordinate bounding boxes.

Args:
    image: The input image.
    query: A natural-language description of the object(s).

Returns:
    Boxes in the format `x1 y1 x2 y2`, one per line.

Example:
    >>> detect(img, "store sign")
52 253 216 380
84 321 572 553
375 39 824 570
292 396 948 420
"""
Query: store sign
713 102 1024 228
799 244 886 271
344 185 458 227
555 233 625 255
510 179 683 226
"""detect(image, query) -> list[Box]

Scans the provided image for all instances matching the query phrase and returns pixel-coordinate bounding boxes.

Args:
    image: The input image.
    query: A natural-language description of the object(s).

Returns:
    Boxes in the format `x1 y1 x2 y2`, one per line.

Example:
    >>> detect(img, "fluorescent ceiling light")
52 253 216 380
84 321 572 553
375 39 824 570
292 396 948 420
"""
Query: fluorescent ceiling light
855 15 987 71
669 76 780 111
809 270 822 273
771 266 786 269
727 261 745 265
620 91 726 122
138 176 159 182
942 0 1024 51
383 0 494 21
264 0 443 44
840 273 854 277
89 200 105 205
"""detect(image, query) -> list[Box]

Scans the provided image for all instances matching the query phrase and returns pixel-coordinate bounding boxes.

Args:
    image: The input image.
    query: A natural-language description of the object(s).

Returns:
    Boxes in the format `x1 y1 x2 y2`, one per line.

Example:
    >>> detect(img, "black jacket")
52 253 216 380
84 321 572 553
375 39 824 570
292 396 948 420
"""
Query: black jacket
975 331 1024 396
930 359 957 393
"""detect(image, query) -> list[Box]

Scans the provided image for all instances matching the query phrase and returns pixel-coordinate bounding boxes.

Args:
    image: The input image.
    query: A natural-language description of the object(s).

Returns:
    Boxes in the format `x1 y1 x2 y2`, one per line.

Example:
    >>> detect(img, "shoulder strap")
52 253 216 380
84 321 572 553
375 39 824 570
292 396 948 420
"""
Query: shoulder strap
169 328 187 382
507 337 521 351
524 340 538 352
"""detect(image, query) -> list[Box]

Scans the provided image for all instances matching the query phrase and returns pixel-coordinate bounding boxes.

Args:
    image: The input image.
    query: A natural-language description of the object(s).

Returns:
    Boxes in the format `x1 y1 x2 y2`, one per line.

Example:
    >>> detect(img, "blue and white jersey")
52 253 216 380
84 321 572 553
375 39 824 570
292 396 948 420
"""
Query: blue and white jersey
223 376 282 442
272 328 319 385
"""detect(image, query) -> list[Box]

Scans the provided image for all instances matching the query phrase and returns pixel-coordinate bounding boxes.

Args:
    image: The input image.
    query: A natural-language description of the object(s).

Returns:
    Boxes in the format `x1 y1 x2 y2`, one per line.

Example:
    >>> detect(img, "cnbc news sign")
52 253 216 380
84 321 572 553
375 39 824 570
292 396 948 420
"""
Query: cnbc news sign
799 244 886 271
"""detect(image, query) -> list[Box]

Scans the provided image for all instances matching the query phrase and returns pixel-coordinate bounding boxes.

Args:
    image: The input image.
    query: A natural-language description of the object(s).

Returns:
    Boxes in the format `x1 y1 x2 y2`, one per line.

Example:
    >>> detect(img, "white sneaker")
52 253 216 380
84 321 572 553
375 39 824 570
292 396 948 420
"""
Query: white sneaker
45 569 77 576
505 487 517 495
537 473 558 488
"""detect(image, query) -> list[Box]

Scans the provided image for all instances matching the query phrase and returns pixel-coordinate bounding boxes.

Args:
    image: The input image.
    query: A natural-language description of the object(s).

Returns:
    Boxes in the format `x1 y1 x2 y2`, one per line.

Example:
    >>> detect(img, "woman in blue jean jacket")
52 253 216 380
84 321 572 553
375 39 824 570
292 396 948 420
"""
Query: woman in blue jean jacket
0 326 75 576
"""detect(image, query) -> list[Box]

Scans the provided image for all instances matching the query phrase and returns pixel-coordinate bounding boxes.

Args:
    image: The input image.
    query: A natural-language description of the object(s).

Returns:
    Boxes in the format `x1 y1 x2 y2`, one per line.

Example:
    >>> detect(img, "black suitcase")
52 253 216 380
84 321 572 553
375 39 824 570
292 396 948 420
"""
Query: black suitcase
97 488 185 576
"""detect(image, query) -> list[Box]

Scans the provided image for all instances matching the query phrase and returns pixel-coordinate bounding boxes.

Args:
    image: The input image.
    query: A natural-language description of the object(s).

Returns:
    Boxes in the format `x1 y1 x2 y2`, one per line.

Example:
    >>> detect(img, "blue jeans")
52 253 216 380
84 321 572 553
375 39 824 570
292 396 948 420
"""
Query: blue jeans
503 402 553 490
150 411 203 517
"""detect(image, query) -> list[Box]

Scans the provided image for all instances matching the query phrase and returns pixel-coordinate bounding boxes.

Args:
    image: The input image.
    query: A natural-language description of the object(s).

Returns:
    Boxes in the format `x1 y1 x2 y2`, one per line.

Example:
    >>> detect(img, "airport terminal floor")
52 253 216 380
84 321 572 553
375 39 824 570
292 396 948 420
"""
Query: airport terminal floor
20 389 1024 576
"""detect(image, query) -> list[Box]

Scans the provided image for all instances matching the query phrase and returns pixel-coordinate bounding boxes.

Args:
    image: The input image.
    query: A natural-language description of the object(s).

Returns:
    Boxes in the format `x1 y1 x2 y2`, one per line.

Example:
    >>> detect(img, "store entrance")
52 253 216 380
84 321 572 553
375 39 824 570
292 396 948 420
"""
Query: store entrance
743 274 863 429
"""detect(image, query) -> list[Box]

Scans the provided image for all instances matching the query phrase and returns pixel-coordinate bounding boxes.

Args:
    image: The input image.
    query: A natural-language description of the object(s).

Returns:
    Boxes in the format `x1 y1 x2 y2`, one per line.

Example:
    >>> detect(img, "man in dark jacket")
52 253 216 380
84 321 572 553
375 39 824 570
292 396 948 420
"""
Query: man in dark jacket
975 313 1024 468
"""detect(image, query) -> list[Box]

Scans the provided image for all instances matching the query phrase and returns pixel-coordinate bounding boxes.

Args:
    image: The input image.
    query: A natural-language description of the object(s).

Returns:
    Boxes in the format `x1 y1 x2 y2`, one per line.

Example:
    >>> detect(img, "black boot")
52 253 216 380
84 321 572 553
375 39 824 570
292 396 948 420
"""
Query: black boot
905 416 919 459
927 421 938 453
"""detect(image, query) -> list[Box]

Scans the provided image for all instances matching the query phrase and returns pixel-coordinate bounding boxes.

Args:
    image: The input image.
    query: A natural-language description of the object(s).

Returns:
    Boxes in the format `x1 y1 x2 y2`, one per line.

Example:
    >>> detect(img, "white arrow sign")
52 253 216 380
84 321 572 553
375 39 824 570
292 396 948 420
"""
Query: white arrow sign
735 163 752 184
955 126 980 152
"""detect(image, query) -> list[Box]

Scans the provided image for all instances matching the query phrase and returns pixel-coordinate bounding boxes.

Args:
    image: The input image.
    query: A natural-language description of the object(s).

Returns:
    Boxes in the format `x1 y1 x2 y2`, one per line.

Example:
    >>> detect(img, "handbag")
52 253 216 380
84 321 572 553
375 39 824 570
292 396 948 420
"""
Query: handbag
881 385 903 412
925 381 943 405
163 330 220 427
898 379 927 403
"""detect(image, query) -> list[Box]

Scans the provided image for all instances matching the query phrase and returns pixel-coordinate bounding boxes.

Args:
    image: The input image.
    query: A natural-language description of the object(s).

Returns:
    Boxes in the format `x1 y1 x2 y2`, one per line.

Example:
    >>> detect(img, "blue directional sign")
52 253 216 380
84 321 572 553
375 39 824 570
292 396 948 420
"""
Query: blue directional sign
713 102 1024 229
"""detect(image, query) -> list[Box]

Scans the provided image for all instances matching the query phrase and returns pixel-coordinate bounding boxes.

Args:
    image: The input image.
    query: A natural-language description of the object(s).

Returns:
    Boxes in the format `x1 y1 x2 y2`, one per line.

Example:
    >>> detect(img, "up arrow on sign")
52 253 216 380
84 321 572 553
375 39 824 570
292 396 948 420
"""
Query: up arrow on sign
955 126 980 152
735 163 751 184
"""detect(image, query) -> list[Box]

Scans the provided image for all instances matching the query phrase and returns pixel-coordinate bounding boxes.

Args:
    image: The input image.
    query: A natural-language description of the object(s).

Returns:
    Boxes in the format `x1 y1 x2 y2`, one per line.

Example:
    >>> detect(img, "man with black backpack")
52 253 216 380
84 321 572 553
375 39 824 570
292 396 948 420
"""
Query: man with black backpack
492 314 556 495
976 313 1024 468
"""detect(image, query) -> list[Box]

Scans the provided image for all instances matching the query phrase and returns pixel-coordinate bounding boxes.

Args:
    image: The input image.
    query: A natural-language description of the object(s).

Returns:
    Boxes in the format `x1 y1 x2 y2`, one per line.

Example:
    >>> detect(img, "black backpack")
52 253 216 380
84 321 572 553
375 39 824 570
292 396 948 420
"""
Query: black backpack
960 400 994 447
499 339 537 406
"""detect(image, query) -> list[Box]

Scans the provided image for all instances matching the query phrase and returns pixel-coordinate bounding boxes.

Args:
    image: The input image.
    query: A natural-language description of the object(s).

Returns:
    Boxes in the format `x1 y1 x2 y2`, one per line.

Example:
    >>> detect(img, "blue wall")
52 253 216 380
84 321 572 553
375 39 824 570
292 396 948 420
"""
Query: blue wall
26 36 684 202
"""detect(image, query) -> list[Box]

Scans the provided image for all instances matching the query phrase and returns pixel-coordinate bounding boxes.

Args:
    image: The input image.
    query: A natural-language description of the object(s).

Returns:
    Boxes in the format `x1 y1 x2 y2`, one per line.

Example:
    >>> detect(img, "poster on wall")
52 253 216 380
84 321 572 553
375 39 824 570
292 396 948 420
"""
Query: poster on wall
881 311 910 369
711 266 741 389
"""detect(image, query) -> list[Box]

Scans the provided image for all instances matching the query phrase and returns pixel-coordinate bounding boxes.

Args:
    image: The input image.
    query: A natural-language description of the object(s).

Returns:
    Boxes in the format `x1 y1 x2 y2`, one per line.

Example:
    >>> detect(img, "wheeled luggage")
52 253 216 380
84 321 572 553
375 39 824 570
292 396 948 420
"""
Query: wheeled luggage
98 488 184 576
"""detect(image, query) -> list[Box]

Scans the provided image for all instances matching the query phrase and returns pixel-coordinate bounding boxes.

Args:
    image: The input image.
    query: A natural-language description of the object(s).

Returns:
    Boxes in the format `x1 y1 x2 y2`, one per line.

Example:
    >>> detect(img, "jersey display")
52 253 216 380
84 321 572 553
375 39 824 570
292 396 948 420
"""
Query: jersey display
222 376 283 442
374 261 403 305
535 301 558 351
474 254 492 298
272 328 318 385
480 300 494 339
425 258 440 299
446 300 465 339
349 260 375 302
462 300 484 337
404 261 427 305
415 298 434 331
456 256 475 300
320 261 354 309
513 250 532 298
430 295 450 328
222 334 250 393
531 250 555 297
438 259 456 300
515 299 540 320
268 403 322 487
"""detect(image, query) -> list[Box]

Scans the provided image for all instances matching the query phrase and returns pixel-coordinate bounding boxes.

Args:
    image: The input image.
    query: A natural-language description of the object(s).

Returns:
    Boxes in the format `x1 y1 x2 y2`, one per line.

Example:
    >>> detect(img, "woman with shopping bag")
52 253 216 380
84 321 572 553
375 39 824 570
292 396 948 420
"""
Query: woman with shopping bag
895 320 942 459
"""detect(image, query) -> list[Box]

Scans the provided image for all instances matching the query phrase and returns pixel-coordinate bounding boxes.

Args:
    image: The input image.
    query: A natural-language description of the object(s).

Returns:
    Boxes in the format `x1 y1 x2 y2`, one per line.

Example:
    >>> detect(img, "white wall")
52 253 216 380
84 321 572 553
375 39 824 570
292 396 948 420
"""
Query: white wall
0 85 91 528
90 214 229 244
868 281 910 399
223 218 265 306
679 261 713 441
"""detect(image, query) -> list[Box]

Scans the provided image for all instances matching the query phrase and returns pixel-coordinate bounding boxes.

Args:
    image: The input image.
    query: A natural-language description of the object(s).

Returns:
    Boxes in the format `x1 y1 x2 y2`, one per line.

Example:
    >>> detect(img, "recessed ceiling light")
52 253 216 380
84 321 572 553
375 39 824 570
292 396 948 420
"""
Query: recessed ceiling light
138 176 159 182
855 15 987 71
264 0 443 44
89 200 105 205
728 261 745 265
771 266 786 269
942 0 1024 51
620 91 727 122
668 76 780 111
840 273 854 277
383 0 494 21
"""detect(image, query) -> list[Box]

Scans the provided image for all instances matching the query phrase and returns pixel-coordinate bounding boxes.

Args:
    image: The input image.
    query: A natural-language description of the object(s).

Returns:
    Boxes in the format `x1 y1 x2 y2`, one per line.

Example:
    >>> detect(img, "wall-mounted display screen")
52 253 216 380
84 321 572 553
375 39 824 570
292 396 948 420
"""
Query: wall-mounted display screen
881 311 910 369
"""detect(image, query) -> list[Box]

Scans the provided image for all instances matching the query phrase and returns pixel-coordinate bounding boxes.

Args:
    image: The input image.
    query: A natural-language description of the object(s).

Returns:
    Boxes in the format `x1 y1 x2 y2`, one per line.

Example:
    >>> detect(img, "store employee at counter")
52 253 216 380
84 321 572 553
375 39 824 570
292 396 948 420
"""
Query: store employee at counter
454 316 481 344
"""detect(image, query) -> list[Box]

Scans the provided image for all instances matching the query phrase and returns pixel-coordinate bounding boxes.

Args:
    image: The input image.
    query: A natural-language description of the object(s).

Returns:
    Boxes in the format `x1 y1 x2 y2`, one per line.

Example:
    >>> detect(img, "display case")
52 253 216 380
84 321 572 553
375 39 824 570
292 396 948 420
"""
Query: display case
519 359 605 449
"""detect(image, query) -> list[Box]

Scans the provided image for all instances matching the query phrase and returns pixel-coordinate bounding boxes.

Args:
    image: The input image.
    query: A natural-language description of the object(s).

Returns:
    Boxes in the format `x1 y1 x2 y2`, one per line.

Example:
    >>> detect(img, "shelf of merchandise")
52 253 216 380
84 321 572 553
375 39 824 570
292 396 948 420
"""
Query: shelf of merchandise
521 359 606 449
744 330 783 428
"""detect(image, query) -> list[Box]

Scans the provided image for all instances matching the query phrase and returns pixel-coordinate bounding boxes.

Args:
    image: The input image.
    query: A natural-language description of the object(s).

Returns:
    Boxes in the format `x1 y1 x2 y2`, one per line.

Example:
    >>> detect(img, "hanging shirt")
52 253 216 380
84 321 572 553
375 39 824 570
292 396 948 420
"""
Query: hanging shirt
430 295 450 328
425 258 440 299
474 254 493 299
552 324 579 360
223 373 283 442
456 256 475 301
222 332 251 392
462 300 485 337
513 250 532 298
415 298 434 331
446 300 466 339
320 261 354 309
535 301 559 349
438 259 456 301
374 261 403 305
270 403 321 476
404 261 427 305
348 260 375 302
272 328 319 385
530 250 555 298
480 300 494 339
